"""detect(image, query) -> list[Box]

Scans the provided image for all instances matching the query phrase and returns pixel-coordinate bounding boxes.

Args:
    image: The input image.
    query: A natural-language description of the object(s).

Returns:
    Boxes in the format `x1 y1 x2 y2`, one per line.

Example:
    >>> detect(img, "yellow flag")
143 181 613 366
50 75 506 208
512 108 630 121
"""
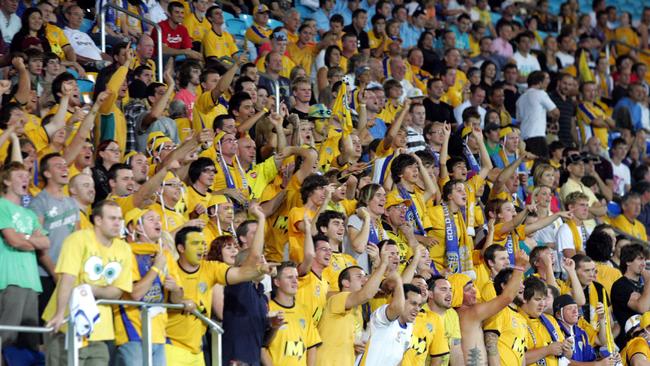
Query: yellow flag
332 81 353 135
579 49 594 83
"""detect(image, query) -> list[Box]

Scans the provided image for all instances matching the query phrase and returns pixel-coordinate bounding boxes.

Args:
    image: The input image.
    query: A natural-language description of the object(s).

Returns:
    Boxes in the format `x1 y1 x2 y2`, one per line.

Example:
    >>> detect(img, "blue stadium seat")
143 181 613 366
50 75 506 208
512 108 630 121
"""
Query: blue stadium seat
80 18 94 33
223 11 235 23
268 18 283 29
295 3 315 20
227 18 248 38
238 13 253 27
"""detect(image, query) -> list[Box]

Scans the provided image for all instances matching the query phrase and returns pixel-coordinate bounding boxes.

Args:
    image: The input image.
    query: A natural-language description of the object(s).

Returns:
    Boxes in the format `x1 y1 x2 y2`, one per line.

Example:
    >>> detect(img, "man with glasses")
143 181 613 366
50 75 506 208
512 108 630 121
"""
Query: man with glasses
185 157 216 219
151 172 205 235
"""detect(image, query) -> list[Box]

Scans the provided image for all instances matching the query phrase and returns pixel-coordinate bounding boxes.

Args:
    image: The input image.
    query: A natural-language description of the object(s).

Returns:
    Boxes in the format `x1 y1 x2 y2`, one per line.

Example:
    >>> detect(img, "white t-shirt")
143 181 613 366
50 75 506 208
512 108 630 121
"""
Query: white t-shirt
612 161 631 196
453 101 486 127
64 27 103 61
556 222 592 253
556 52 575 69
516 88 557 139
361 304 413 366
513 51 541 79
0 12 20 44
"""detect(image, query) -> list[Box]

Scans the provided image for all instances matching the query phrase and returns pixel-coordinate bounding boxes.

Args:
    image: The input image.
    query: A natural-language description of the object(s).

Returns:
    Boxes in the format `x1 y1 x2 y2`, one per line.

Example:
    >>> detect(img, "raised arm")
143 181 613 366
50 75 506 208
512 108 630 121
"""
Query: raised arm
413 153 438 202
382 99 410 148
493 153 530 194
139 63 176 131
297 215 315 276
12 57 30 105
44 84 71 137
211 56 242 104
473 250 527 321
294 147 318 183
439 123 452 179
345 249 390 309
471 127 494 179
562 258 586 306
348 207 371 254
524 211 571 235
384 271 404 321
62 91 108 165
497 204 532 236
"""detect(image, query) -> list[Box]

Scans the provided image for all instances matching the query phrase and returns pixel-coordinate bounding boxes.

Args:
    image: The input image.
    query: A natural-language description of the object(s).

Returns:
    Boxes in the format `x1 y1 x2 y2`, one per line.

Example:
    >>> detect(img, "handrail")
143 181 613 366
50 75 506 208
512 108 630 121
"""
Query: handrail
99 3 164 82
0 325 55 333
606 40 650 58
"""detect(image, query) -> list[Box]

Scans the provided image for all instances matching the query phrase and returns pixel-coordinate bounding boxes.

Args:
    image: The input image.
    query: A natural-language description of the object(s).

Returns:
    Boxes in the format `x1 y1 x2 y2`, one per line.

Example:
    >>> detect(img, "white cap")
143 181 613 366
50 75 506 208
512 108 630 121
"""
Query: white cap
407 88 424 99
625 314 642 334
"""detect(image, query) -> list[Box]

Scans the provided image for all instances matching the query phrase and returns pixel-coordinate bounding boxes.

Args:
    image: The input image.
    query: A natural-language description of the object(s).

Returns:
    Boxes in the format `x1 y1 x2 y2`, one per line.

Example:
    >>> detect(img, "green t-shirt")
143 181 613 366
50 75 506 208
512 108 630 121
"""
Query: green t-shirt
0 197 44 292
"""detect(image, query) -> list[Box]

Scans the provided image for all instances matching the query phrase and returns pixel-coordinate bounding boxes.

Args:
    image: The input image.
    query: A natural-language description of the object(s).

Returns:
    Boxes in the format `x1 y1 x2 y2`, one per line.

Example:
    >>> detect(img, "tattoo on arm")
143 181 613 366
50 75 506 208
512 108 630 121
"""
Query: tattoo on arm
485 332 499 356
467 347 483 366
452 338 461 346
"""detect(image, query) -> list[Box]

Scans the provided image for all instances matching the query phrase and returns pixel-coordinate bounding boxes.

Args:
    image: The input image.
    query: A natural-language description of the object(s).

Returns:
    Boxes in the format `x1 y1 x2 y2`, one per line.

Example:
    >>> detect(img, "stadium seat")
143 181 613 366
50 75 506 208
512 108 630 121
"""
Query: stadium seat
227 18 248 38
80 18 94 33
223 11 235 23
76 79 94 93
295 3 315 20
238 13 253 27
268 18 283 29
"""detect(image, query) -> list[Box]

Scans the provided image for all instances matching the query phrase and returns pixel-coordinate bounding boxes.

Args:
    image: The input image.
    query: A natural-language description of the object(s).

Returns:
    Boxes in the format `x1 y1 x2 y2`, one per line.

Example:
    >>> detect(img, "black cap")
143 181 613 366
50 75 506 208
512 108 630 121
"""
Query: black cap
553 294 576 315
564 153 587 165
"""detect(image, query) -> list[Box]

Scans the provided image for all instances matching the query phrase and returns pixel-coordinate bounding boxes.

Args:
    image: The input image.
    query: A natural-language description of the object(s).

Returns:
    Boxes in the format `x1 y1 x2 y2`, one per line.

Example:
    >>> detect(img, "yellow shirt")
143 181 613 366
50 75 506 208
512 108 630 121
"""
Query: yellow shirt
245 23 272 46
287 206 317 263
288 42 318 76
184 186 210 216
386 228 413 273
611 214 648 241
79 209 93 229
256 54 297 79
42 229 133 341
25 113 48 153
202 28 239 59
524 314 565 366
427 205 473 274
484 306 528 366
438 174 485 232
402 310 450 365
577 102 610 148
150 203 187 233
106 194 136 217
297 270 329 325
246 156 279 200
200 153 251 201
440 309 461 366
183 11 210 42
45 23 71 60
261 175 302 262
191 89 228 132
166 260 229 353
321 251 357 292
113 244 181 345
267 298 322 366
96 65 128 152
316 291 362 366
441 70 468 108
596 262 622 295
621 336 650 366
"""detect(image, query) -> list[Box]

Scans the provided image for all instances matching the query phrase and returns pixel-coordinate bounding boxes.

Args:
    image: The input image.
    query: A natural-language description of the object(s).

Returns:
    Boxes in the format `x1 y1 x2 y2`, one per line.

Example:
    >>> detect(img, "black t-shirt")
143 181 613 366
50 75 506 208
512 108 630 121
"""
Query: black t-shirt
423 97 454 125
503 88 520 117
290 108 309 121
611 276 644 347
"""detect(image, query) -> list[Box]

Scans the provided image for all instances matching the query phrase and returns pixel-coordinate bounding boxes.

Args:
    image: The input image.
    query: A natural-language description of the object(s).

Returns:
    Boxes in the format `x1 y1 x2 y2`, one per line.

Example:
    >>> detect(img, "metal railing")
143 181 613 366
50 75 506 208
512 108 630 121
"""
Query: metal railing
0 299 223 366
99 3 164 82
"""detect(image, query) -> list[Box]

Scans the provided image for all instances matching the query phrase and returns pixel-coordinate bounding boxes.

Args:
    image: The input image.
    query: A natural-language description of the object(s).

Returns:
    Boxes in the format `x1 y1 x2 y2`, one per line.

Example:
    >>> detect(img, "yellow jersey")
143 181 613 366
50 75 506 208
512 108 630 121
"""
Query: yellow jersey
183 11 210 42
577 102 610 148
245 23 272 46
524 314 565 366
184 185 211 216
316 292 362 366
202 28 239 59
150 202 187 233
287 206 317 263
440 309 461 366
191 89 228 132
287 42 318 76
297 270 329 325
255 54 297 79
596 262 622 295
96 65 128 153
42 229 133 341
402 310 450 366
621 336 650 366
166 260 229 353
484 306 528 366
321 251 357 292
427 204 473 274
611 214 648 241
106 194 136 216
267 298 322 366
45 23 71 60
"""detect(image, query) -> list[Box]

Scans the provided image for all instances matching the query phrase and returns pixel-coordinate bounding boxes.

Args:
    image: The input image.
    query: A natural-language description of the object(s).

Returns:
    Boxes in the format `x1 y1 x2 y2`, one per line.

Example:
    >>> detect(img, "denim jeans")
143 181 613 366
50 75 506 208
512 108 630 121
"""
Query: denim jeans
114 341 166 366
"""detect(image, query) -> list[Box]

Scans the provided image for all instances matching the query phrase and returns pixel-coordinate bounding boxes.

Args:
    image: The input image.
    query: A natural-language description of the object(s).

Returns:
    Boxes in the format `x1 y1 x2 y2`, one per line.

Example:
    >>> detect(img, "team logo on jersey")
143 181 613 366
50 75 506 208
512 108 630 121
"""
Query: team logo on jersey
250 172 258 178
315 285 321 297
299 318 306 329
410 337 427 354
198 281 208 293
332 261 340 271
426 323 433 332
284 340 306 358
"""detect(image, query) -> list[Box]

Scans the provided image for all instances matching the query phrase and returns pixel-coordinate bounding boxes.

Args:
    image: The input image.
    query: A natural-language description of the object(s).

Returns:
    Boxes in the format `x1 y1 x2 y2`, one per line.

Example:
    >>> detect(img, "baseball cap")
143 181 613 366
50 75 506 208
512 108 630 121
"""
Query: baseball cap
407 88 424 99
564 153 588 165
385 191 412 209
253 4 270 14
271 30 287 41
124 208 148 226
355 66 370 77
626 314 642 334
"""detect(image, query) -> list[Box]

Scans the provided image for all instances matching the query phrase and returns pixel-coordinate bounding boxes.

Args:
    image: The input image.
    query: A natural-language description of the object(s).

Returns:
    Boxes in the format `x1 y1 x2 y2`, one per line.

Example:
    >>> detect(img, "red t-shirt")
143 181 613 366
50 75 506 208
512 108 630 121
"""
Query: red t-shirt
152 20 192 50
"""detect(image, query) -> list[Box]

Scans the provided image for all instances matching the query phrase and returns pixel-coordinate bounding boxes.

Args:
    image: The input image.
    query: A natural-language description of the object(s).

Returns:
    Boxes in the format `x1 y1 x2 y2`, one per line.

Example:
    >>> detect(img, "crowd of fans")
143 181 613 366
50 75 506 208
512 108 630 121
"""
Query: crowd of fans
5 0 650 365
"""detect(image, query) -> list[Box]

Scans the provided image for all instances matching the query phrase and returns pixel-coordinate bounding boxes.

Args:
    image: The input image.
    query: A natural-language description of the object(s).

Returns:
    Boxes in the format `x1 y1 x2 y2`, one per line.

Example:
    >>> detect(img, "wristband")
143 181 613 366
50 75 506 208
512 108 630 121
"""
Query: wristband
263 107 270 114
151 266 161 275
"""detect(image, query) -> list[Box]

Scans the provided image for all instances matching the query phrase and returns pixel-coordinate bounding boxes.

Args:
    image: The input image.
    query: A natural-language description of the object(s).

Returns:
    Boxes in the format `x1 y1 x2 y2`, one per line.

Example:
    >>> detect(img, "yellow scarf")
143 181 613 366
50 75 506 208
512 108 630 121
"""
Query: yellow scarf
567 220 586 252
